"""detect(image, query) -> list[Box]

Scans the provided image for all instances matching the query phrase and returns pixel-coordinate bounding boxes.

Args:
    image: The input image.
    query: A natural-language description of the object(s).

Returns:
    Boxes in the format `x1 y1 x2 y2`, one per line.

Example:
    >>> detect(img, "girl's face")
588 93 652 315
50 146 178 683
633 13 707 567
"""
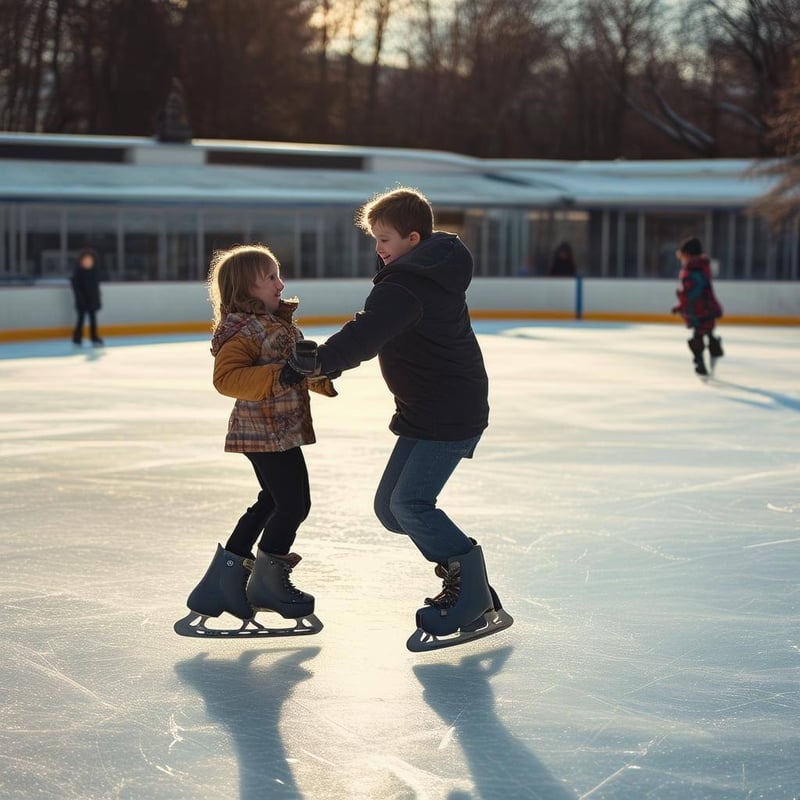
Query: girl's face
249 260 284 313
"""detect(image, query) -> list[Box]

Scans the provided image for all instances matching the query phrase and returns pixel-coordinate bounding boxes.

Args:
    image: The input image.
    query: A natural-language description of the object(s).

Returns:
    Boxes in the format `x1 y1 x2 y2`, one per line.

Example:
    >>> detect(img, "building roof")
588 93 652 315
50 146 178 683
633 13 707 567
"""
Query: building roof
0 160 564 208
0 132 779 210
484 158 775 209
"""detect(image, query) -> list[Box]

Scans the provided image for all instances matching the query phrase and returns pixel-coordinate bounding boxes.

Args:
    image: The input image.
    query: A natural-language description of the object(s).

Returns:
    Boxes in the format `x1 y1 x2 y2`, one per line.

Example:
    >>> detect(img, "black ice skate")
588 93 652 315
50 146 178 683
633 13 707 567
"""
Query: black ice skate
708 335 724 373
174 544 258 637
688 337 708 377
407 544 513 653
173 545 321 638
244 550 323 635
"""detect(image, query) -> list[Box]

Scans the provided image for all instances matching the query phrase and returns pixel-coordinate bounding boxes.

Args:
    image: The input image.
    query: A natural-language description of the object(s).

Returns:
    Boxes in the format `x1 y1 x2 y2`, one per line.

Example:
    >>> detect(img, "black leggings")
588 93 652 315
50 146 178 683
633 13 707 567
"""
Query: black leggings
225 448 310 558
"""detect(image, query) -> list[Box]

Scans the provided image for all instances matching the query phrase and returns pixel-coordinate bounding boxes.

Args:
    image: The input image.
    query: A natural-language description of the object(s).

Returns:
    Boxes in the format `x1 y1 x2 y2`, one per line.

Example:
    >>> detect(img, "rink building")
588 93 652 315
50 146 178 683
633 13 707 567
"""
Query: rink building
0 132 797 286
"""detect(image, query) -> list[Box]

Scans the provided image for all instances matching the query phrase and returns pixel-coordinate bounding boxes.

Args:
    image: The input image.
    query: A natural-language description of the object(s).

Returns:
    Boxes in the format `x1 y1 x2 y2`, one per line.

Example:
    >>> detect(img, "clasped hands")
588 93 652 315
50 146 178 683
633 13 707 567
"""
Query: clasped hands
280 340 321 386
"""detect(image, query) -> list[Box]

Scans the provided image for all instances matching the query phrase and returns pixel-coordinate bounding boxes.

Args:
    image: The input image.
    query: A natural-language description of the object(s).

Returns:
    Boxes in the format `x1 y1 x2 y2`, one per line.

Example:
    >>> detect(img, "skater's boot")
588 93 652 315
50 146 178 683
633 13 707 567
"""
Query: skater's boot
186 543 254 620
431 545 506 613
416 544 493 637
707 335 723 372
687 337 708 376
246 549 315 619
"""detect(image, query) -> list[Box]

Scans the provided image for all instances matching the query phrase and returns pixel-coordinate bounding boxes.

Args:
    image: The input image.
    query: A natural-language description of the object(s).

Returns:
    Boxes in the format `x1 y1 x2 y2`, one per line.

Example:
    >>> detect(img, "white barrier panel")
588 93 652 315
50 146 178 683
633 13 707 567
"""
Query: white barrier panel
581 278 800 318
1 277 799 339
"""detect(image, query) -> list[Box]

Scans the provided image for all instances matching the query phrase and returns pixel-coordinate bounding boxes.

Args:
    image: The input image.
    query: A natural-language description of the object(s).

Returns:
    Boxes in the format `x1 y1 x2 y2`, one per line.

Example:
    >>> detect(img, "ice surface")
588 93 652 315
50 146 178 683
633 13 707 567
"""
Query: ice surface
1 322 799 800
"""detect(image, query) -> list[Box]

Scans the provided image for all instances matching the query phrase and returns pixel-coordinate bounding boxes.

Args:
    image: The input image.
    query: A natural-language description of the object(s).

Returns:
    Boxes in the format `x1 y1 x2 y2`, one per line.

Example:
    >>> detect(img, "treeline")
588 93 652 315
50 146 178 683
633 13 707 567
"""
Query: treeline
1 0 798 160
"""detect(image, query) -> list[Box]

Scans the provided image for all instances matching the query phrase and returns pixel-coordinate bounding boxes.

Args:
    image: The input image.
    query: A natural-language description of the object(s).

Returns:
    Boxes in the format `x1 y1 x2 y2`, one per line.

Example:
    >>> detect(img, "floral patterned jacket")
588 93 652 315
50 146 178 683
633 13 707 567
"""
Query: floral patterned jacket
211 300 336 453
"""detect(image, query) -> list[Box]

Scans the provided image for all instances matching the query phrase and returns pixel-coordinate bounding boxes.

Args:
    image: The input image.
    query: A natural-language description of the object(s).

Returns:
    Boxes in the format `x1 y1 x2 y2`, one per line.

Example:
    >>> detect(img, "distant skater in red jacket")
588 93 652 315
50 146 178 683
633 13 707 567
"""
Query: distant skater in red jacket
671 237 724 376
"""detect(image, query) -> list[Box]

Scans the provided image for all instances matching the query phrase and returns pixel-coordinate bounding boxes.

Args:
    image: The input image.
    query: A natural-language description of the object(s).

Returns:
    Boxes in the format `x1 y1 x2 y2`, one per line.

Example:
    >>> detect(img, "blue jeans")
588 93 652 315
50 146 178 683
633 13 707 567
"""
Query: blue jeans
374 435 481 564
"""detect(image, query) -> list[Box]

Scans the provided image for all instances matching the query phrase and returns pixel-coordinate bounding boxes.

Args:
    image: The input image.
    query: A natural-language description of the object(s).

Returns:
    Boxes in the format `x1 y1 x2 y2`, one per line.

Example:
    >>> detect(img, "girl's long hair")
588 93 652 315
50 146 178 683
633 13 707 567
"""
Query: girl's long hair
207 244 279 328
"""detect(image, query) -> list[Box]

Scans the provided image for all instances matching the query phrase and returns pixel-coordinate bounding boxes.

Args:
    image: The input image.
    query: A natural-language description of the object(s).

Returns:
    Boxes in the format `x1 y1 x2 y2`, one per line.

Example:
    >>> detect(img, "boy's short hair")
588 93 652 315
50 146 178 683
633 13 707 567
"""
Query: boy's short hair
679 237 703 256
356 187 434 239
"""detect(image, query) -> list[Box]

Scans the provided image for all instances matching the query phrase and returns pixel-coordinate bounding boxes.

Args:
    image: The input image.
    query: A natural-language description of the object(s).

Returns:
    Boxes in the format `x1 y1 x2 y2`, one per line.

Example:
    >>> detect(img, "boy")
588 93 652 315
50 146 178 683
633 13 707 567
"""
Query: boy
70 248 104 346
671 237 724 376
299 187 512 651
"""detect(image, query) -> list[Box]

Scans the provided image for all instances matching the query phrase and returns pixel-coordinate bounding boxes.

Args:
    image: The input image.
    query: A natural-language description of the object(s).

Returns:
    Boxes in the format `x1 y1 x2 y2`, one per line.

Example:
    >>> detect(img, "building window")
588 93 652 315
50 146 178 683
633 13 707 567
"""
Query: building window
203 211 248 267
711 211 737 278
354 225 376 276
251 213 298 279
23 207 63 278
527 209 589 276
322 213 359 278
165 211 201 281
122 211 161 281
644 212 708 278
298 214 322 278
66 208 118 281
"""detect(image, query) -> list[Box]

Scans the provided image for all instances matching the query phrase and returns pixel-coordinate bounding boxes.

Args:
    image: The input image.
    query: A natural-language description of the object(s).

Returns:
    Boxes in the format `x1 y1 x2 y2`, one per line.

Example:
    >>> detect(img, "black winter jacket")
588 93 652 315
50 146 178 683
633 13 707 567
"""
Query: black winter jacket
71 265 102 312
317 232 489 441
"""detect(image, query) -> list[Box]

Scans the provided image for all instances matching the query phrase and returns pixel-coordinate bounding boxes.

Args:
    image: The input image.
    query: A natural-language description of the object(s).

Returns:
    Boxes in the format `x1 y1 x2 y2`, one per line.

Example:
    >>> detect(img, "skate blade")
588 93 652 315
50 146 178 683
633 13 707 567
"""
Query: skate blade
406 608 514 653
173 611 323 638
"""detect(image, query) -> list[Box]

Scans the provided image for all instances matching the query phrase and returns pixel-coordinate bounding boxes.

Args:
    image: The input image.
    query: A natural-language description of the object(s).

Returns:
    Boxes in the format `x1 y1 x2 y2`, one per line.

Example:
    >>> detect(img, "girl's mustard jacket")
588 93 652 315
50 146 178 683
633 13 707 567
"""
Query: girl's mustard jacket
211 300 335 453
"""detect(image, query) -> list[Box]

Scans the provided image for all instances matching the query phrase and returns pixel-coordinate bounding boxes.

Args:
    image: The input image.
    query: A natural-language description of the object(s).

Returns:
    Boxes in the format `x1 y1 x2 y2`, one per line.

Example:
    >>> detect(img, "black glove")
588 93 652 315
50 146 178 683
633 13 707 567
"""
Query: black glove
292 340 318 374
280 340 318 386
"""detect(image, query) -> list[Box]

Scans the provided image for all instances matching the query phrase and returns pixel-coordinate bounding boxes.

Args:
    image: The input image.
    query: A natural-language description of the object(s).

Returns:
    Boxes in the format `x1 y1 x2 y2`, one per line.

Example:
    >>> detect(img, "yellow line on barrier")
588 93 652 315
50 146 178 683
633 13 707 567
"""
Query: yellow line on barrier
2 312 799 343
470 309 575 320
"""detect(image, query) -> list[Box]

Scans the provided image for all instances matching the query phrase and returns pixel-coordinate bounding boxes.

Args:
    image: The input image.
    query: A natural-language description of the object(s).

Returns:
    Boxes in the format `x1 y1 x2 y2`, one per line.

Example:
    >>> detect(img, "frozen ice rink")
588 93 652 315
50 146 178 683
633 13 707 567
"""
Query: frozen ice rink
2 320 799 800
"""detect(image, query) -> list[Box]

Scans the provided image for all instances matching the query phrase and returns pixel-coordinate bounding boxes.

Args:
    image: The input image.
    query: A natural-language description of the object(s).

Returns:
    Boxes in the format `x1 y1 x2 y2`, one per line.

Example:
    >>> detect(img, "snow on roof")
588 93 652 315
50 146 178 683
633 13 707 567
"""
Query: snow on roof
484 158 776 208
0 159 561 208
0 133 780 209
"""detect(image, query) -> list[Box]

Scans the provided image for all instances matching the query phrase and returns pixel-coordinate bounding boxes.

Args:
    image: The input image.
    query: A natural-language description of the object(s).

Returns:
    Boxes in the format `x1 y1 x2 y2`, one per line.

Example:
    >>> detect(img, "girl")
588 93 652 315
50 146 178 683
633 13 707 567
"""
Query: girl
672 237 724 376
175 244 335 637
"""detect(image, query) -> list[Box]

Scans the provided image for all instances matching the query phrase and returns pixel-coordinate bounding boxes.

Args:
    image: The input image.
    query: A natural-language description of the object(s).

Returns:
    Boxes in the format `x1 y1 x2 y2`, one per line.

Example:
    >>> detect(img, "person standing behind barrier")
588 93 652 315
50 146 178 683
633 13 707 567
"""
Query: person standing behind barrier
549 242 577 276
671 237 724 376
70 248 104 347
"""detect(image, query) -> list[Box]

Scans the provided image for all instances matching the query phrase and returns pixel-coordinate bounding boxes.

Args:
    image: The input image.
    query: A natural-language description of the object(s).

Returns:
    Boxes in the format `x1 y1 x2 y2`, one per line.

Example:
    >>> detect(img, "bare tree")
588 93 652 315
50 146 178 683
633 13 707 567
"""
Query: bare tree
552 0 669 158
584 0 664 156
620 0 800 156
396 0 555 156
340 0 365 140
2 0 798 160
0 0 181 134
309 0 355 140
363 0 394 140
0 0 52 130
176 0 316 140
751 47 800 226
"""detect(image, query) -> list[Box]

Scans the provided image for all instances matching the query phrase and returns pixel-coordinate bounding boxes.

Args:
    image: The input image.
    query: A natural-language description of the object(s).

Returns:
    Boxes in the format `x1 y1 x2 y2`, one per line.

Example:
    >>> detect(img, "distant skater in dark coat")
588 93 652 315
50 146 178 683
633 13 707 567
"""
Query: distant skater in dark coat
671 237 723 376
71 248 103 346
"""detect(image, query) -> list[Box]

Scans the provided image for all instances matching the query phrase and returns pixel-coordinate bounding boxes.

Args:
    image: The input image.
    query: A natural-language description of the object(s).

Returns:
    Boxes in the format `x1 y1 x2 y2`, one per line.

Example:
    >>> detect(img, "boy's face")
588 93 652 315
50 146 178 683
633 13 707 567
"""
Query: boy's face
371 220 420 266
250 261 285 313
80 254 95 269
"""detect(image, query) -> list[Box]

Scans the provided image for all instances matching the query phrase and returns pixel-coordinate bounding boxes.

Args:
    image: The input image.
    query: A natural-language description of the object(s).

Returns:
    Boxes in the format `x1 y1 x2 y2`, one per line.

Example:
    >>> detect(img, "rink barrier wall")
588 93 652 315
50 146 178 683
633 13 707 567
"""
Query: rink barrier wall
1 277 799 342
